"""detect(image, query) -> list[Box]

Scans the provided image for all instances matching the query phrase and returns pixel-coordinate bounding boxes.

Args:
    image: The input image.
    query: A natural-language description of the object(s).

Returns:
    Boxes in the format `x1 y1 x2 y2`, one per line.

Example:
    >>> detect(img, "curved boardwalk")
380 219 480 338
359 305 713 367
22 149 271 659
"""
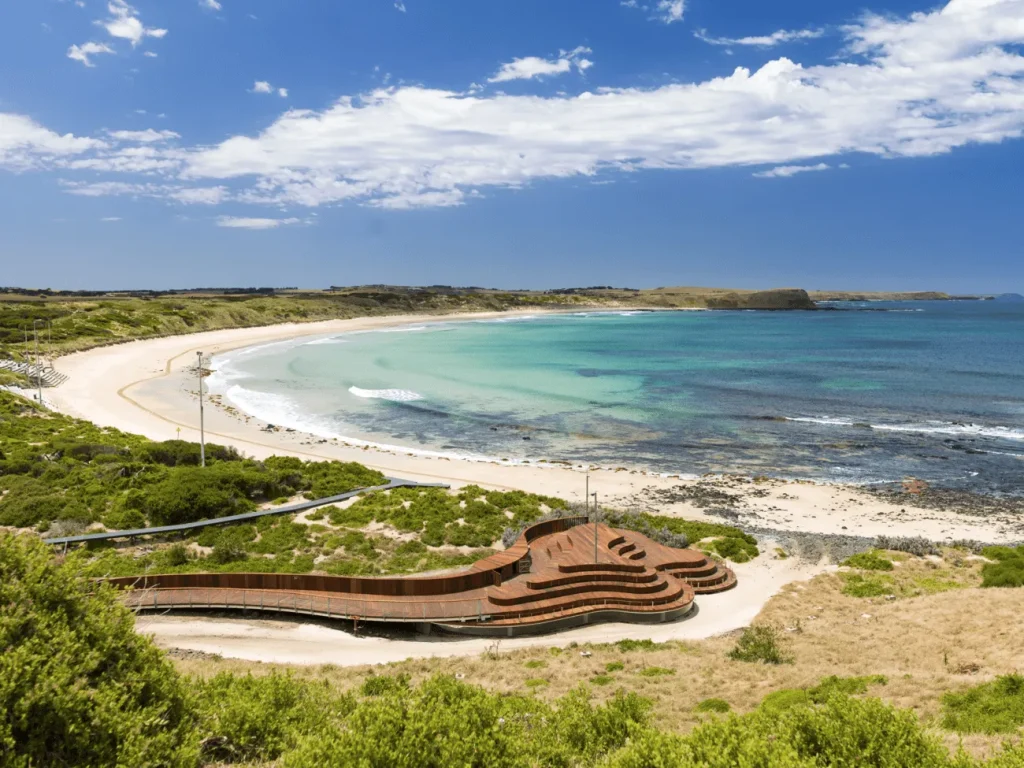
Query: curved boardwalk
112 517 737 636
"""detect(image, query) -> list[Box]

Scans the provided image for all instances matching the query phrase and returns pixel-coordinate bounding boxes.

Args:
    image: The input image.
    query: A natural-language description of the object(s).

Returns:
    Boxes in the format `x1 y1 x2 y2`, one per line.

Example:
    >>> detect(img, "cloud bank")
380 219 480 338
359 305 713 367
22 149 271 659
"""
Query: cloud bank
5 0 1024 215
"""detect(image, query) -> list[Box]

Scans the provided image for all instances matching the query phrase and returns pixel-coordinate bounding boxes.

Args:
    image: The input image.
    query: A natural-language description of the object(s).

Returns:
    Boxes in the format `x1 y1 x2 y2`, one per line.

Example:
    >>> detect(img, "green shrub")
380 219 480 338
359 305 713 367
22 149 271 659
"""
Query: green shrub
606 661 625 672
704 535 758 563
841 573 895 597
942 674 1024 734
526 678 550 688
695 698 731 714
283 677 650 768
590 675 615 686
164 543 191 567
0 532 198 767
524 659 547 669
615 638 659 652
728 625 793 665
980 546 1024 588
605 694 958 768
843 550 895 571
760 676 888 715
360 673 411 697
638 666 674 677
195 672 347 763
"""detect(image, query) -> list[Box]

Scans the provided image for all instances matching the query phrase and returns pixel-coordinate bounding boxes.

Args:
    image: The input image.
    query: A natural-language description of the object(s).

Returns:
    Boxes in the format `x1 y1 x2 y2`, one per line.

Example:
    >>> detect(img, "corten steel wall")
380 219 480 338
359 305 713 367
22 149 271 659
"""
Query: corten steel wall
106 516 588 598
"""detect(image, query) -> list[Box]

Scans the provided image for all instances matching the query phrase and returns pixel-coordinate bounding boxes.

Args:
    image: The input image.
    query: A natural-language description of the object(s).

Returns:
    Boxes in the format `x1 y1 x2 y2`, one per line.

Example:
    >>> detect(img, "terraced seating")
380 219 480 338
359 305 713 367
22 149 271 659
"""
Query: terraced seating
110 517 738 636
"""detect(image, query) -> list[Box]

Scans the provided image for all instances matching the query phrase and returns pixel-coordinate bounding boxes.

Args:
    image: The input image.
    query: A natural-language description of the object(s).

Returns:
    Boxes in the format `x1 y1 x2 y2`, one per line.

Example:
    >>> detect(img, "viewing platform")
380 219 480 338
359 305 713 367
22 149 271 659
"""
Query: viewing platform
110 517 737 637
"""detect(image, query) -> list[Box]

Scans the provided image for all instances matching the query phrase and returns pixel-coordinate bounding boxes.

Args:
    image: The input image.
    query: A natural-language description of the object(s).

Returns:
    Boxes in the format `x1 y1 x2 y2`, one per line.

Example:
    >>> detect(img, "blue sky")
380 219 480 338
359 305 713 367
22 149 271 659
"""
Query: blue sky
1 0 1022 292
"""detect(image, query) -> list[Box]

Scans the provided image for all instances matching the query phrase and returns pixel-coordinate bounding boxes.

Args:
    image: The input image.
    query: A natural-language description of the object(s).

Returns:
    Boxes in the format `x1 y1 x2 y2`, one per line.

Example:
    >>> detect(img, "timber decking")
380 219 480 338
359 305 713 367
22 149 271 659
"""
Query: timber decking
112 517 737 634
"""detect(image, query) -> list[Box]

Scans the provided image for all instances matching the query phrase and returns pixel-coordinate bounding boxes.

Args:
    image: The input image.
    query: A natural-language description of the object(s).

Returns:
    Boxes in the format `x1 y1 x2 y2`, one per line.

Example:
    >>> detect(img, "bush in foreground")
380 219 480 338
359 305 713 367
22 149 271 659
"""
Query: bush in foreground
0 533 197 767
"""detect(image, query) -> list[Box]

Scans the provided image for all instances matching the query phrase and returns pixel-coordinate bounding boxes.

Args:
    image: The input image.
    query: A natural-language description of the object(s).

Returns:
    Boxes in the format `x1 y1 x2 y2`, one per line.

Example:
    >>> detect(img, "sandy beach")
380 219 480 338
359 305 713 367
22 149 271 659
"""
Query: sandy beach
41 310 1024 665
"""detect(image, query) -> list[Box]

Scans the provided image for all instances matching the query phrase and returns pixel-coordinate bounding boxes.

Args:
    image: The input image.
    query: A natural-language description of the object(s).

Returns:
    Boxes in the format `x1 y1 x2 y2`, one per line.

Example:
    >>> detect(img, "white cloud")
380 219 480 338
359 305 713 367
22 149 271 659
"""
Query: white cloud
752 162 831 178
696 27 825 47
67 41 114 67
107 128 180 143
100 216 122 221
99 0 166 47
216 216 300 229
143 51 158 58
168 186 229 205
489 46 593 83
394 1 406 11
200 0 222 10
0 114 104 170
367 189 466 209
12 0 1024 214
251 81 289 97
655 0 684 23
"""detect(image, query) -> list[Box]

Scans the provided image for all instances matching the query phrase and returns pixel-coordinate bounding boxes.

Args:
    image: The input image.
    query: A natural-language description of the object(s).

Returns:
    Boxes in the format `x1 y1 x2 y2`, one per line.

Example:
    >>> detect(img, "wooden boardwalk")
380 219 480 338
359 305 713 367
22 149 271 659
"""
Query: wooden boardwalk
112 517 737 635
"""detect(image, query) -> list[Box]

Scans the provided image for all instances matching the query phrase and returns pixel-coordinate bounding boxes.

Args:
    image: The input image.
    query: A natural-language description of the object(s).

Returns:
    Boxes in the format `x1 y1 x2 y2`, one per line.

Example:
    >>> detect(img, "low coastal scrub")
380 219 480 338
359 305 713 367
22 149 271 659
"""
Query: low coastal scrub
694 697 731 714
842 550 895 571
0 392 385 530
0 290 589 358
837 548 983 599
980 545 1024 588
728 624 794 665
759 675 888 714
942 674 1024 734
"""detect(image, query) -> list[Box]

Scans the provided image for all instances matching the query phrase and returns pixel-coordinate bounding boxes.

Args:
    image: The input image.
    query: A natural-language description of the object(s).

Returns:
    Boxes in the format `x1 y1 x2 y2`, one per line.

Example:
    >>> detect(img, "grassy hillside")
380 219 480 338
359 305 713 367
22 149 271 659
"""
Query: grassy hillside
0 284 816 358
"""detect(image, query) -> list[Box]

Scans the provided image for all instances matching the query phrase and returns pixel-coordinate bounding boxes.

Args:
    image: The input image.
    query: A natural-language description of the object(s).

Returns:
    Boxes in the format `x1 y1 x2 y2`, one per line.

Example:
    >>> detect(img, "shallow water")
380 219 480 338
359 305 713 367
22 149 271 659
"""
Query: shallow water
209 301 1024 493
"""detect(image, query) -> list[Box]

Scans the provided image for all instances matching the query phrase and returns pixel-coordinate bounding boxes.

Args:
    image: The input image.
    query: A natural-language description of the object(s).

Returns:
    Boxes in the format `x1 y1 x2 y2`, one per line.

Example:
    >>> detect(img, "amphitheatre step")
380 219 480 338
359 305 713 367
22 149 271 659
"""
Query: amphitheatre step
488 577 671 606
526 570 659 590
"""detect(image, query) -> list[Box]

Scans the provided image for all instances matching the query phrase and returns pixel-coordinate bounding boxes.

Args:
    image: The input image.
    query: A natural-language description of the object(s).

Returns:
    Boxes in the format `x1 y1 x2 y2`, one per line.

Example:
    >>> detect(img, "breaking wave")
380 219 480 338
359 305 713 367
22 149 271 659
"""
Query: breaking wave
348 386 424 402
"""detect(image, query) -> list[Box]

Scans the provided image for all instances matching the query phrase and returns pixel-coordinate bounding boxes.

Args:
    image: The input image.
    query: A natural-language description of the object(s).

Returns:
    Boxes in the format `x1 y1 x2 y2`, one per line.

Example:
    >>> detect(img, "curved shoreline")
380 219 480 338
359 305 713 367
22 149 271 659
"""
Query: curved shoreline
38 309 1024 665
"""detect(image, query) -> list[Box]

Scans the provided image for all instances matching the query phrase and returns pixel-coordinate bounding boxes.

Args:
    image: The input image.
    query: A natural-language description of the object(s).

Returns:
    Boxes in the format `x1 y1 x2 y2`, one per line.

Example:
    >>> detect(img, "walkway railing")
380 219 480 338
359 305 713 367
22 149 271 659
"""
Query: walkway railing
43 478 448 546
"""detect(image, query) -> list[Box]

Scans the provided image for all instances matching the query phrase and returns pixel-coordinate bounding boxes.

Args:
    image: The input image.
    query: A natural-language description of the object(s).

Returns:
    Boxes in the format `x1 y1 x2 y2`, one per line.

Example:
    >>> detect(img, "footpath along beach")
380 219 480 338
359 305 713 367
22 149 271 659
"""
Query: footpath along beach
39 309 1024 664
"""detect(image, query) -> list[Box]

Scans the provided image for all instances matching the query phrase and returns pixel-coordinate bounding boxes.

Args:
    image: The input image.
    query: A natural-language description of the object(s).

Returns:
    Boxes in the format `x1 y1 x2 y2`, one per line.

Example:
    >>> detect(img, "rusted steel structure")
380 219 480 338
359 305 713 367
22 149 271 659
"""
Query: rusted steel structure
111 517 737 636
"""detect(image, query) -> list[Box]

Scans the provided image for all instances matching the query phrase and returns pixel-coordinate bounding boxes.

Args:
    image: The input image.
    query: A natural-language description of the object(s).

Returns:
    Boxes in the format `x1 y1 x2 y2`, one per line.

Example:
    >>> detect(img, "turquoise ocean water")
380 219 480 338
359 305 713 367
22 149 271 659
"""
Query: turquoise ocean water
209 301 1024 492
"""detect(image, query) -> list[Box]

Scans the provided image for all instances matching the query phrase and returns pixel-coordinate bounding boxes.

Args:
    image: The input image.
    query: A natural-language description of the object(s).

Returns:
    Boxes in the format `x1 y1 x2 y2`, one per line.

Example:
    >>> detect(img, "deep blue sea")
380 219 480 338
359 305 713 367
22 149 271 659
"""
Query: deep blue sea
209 301 1024 492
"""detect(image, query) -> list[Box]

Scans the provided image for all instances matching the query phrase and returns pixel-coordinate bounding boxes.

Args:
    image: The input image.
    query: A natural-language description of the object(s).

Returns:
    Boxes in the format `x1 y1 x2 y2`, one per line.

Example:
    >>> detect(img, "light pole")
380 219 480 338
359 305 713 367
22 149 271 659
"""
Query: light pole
32 319 43 406
196 351 206 467
585 469 590 519
592 491 598 563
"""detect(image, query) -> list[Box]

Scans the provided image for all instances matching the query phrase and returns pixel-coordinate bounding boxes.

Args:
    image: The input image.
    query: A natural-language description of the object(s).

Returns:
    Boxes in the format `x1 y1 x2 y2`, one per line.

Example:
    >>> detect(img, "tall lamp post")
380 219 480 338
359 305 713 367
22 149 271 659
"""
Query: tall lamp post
196 351 206 467
592 491 599 563
32 319 44 406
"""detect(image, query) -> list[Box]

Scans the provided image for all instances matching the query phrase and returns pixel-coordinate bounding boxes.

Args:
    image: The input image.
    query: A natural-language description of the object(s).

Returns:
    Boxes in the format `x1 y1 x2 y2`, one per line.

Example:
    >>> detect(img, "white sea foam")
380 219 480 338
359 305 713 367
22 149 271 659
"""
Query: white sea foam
303 336 348 346
220 384 559 466
348 386 424 402
786 416 1024 442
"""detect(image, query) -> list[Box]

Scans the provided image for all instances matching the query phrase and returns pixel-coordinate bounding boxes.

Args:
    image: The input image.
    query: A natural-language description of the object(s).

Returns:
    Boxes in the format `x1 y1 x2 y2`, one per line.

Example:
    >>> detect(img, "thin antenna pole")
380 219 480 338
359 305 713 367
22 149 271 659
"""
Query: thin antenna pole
196 351 206 467
592 491 598 563
33 320 42 406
